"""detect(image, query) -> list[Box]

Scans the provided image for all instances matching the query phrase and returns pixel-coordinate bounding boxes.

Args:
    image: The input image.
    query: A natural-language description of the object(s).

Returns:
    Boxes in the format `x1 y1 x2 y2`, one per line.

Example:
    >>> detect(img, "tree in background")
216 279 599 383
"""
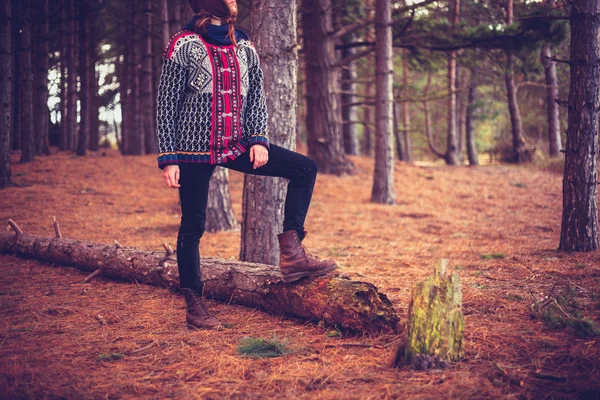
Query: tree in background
0 0 12 189
559 0 600 251
302 0 355 176
371 0 395 204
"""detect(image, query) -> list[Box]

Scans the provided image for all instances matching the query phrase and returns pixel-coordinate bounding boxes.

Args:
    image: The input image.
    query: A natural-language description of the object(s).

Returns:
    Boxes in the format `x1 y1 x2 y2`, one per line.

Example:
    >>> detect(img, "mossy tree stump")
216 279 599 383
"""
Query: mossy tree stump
395 259 464 369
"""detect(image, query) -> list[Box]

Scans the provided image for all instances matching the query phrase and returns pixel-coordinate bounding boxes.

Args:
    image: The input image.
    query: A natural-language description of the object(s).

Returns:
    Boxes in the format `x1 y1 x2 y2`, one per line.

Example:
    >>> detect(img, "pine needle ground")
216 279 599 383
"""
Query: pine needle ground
0 147 599 399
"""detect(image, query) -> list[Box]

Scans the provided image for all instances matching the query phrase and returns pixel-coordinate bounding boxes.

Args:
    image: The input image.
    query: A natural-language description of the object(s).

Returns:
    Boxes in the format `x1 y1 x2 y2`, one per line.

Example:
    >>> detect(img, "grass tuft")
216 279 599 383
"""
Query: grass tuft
237 336 290 359
481 253 505 260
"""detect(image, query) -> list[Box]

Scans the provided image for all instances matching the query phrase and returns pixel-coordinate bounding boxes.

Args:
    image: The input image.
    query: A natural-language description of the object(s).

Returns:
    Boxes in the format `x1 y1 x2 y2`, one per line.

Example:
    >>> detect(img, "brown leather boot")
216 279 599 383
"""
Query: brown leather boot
278 230 338 283
181 288 222 330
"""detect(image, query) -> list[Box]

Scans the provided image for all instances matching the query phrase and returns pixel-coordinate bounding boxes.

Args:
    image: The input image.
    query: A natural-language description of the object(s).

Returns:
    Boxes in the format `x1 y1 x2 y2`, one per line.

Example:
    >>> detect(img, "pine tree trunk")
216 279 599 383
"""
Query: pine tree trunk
142 0 156 155
505 0 525 163
371 0 395 205
76 0 88 156
302 0 355 176
0 0 12 189
160 0 170 46
34 0 50 156
205 167 239 233
66 0 77 152
541 43 561 157
445 0 460 165
466 66 479 166
401 50 412 162
0 230 400 334
88 31 99 151
18 0 34 163
59 0 68 151
170 0 182 36
393 99 405 160
424 72 445 160
340 36 360 156
11 0 20 153
558 0 600 251
240 0 298 265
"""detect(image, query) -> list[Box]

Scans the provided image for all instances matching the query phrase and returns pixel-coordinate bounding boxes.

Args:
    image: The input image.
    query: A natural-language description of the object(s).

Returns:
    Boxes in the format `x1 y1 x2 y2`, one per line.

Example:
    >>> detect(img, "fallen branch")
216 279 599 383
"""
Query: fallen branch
0 229 400 334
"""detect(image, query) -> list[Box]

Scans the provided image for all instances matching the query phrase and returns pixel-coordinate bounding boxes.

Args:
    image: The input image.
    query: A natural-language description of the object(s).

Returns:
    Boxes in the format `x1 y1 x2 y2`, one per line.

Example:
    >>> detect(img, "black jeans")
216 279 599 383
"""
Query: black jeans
176 144 318 293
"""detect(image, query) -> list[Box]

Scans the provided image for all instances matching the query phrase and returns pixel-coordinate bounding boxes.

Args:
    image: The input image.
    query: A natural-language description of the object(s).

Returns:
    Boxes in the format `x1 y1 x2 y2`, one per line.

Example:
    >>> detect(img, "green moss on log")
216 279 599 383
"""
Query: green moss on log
402 259 464 369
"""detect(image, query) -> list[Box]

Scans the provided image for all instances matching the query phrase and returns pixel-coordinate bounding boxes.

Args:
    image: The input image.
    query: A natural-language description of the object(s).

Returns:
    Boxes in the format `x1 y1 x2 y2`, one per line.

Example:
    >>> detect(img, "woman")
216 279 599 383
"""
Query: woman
156 0 338 329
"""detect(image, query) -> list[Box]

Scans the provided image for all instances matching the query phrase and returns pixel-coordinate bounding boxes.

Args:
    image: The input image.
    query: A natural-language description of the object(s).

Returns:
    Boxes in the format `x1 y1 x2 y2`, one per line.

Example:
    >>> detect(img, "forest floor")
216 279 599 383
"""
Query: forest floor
0 146 599 400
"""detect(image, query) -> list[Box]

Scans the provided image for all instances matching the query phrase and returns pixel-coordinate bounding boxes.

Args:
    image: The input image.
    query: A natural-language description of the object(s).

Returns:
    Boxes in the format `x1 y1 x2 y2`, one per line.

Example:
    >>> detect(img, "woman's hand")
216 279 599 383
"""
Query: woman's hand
163 165 180 188
249 145 269 169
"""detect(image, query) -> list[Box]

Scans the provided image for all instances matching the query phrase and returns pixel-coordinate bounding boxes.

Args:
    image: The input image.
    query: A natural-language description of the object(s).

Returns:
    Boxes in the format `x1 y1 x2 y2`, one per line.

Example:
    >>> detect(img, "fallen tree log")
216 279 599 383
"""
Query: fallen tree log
0 223 399 334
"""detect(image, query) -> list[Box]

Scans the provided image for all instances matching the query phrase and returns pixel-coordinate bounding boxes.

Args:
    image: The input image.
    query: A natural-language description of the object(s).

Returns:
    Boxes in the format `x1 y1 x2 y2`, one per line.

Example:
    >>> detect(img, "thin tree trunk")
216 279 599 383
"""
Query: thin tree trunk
424 72 445 160
401 49 412 162
34 0 50 156
18 0 34 163
340 35 360 156
466 66 479 166
393 99 405 160
205 168 239 233
302 0 355 176
559 0 600 251
143 0 156 155
66 0 77 151
505 0 525 163
59 0 68 151
170 0 182 36
88 33 99 151
240 0 298 265
11 0 20 153
160 0 170 46
76 0 88 156
541 43 561 157
0 0 12 189
362 2 374 157
371 0 395 205
445 0 460 165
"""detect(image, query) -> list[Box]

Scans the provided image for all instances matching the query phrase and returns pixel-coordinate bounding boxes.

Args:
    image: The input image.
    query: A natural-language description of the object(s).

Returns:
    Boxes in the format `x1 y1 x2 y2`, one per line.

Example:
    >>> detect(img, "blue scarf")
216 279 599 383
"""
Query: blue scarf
183 16 249 45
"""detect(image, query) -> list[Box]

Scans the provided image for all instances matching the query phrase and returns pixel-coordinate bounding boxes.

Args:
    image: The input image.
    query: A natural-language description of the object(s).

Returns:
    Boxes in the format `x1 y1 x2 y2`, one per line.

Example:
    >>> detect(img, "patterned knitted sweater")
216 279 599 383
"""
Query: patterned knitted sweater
156 30 269 169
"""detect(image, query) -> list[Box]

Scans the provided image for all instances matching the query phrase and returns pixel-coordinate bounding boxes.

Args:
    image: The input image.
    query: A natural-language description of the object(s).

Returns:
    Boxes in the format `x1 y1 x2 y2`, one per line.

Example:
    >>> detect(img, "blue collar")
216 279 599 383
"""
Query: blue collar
183 16 249 45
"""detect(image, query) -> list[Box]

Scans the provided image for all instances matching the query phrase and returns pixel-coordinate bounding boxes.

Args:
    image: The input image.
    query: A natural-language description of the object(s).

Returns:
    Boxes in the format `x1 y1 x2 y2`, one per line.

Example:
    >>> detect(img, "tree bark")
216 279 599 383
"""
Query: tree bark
371 0 395 204
0 0 12 189
66 0 77 152
160 0 170 46
559 0 600 251
17 0 34 163
393 99 405 161
11 0 20 153
59 0 68 151
34 0 50 156
541 43 561 157
445 0 460 165
424 72 446 160
505 0 526 163
240 0 298 265
170 0 182 36
0 230 400 334
302 0 355 176
340 35 360 156
142 0 156 155
401 49 412 162
76 0 88 156
88 24 99 152
465 66 479 166
205 167 239 233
